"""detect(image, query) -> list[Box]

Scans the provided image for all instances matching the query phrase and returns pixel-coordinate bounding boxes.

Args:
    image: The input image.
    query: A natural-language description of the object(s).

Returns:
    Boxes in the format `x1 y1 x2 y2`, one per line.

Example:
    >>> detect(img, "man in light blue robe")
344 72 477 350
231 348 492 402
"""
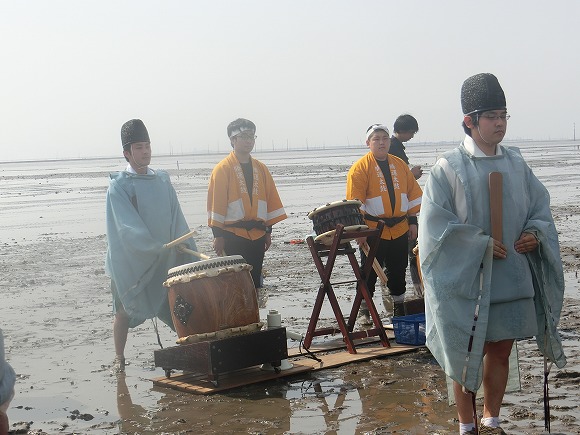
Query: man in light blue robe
105 119 197 372
419 73 566 435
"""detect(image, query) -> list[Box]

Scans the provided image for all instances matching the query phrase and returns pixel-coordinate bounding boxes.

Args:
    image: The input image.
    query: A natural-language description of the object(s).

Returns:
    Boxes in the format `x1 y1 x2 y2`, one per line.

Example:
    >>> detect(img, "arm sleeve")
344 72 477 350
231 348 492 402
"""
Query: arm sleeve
207 165 230 228
106 182 164 256
346 163 368 202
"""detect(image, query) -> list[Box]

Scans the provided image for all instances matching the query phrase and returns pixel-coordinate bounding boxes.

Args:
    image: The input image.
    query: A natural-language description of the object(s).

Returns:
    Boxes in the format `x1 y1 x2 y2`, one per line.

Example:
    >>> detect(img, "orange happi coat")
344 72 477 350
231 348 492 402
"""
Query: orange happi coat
346 152 422 239
207 152 287 240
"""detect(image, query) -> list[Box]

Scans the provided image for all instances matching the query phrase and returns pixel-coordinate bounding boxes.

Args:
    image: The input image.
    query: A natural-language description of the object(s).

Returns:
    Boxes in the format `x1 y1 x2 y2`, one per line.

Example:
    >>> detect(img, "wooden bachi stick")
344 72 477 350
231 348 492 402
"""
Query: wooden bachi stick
177 246 210 260
163 229 198 249
361 242 388 286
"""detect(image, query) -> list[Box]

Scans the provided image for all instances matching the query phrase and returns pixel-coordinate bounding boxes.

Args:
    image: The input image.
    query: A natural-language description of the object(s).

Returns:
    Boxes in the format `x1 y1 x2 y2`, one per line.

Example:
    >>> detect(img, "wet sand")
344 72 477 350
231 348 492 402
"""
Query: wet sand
1 143 579 434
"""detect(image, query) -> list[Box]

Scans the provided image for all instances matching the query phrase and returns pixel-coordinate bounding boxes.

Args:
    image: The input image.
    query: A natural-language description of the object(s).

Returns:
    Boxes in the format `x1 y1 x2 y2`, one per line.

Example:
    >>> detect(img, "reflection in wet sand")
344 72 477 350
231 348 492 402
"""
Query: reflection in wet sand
116 373 149 433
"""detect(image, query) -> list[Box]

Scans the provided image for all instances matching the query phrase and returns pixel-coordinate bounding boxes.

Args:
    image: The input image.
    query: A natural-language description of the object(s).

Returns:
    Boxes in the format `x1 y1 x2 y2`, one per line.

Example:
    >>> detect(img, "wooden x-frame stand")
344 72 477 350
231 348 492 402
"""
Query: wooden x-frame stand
303 222 390 354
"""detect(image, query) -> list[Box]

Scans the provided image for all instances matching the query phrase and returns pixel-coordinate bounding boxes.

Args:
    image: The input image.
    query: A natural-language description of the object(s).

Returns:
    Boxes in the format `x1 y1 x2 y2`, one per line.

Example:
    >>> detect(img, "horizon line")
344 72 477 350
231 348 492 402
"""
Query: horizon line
2 137 578 165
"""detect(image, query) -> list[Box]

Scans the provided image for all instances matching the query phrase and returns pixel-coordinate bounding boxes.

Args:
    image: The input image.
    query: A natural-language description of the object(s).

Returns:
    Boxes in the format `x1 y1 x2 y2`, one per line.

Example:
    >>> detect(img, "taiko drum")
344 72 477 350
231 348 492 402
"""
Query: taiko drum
308 199 368 245
164 255 260 338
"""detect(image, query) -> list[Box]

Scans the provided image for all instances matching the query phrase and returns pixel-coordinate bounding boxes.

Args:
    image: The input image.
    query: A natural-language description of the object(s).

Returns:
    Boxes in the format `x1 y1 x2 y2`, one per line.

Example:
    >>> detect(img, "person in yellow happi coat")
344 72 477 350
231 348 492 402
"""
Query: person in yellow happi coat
347 124 422 317
207 118 287 288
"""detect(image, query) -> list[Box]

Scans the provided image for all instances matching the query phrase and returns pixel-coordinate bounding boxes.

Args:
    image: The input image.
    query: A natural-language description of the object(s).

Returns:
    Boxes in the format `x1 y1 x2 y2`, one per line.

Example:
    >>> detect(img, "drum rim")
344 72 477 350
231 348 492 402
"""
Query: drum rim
167 255 246 276
313 224 369 245
307 199 362 219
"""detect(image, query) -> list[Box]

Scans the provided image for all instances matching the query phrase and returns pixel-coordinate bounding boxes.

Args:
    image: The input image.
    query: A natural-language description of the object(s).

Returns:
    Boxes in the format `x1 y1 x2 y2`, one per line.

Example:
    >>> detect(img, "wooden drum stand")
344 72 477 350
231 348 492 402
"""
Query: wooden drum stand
303 222 390 354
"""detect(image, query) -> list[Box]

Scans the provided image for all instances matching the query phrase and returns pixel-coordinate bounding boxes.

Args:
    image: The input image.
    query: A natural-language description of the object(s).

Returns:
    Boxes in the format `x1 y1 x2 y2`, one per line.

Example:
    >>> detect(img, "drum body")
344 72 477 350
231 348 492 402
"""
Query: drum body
164 256 259 338
308 199 367 244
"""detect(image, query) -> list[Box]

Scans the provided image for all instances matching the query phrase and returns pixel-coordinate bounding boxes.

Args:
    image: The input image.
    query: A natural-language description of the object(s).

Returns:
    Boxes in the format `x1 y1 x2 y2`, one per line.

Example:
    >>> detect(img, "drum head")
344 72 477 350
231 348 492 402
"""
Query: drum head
167 255 245 277
307 199 362 220
313 224 369 245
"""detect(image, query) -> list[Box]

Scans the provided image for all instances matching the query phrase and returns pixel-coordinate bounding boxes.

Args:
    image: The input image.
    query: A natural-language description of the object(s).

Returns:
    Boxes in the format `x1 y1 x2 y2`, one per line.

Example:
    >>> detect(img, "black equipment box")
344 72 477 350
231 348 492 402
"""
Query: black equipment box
154 327 288 385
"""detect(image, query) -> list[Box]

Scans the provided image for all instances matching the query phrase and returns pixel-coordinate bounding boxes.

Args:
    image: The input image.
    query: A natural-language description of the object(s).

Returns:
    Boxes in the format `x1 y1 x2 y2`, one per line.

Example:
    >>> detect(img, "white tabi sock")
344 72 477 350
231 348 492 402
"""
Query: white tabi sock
459 422 475 434
481 416 500 428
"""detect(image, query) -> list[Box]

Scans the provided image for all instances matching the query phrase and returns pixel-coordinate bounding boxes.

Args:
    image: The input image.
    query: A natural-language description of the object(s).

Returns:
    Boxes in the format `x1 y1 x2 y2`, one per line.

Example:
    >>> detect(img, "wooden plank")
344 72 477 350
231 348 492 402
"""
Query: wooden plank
291 343 418 369
489 171 503 242
152 340 422 395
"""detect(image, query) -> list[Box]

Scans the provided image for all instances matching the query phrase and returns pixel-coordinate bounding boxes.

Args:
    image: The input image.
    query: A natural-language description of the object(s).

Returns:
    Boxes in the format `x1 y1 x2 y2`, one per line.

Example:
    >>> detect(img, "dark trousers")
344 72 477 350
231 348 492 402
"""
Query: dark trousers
224 234 266 289
361 232 409 297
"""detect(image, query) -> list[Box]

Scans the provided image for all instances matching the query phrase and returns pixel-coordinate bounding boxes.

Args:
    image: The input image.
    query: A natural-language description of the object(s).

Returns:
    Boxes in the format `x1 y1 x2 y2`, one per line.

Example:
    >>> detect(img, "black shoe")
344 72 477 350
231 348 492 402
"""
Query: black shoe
358 308 372 326
479 425 507 435
358 301 373 326
393 302 406 317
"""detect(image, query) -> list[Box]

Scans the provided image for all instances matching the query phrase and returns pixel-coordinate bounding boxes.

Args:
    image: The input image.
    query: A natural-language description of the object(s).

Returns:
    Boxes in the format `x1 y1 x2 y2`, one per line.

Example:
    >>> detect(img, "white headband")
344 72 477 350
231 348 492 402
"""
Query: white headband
365 124 390 140
229 126 255 138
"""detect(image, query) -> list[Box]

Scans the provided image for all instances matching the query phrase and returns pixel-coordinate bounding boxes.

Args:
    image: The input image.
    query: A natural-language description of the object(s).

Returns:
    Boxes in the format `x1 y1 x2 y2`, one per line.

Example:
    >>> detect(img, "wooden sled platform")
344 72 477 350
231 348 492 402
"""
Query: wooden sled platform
152 329 422 395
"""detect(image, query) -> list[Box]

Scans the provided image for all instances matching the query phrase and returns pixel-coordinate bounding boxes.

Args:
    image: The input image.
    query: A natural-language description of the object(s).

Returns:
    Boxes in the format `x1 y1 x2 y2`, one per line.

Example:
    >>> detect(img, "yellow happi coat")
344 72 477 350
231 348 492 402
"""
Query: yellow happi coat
207 151 287 240
346 152 422 239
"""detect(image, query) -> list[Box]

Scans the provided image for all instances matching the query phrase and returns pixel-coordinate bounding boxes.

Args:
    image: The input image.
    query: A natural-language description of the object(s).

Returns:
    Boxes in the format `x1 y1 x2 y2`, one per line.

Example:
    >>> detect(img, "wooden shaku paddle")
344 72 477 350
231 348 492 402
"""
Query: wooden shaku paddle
489 172 503 242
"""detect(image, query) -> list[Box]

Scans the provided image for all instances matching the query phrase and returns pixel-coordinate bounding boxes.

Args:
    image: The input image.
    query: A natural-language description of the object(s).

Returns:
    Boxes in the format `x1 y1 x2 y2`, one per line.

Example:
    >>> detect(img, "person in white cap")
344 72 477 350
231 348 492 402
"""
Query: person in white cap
346 124 422 319
207 118 287 289
419 73 566 434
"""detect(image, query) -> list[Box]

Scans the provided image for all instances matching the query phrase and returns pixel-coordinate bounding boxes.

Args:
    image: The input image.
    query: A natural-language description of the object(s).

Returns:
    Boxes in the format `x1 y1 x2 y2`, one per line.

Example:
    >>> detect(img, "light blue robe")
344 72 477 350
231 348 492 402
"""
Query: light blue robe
418 139 566 392
0 329 15 406
105 170 197 328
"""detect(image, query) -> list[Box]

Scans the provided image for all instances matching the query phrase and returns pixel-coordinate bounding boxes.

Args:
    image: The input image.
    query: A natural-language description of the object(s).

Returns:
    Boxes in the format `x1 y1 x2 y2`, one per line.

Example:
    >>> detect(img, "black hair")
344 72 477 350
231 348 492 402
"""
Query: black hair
123 144 131 162
393 114 419 133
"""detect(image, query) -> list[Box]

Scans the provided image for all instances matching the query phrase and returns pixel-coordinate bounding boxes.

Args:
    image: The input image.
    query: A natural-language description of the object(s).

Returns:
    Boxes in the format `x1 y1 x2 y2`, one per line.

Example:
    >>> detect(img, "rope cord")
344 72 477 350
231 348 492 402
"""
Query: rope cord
543 331 553 432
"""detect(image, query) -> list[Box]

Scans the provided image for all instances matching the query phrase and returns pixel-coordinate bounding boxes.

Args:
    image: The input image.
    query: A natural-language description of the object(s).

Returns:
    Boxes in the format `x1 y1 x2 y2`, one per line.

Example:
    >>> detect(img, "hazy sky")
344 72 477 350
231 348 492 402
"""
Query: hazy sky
1 1 579 161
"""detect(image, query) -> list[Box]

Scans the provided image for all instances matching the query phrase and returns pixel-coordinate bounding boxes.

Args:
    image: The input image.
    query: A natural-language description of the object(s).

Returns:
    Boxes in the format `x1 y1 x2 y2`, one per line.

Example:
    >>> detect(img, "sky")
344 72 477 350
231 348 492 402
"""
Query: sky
1 1 579 161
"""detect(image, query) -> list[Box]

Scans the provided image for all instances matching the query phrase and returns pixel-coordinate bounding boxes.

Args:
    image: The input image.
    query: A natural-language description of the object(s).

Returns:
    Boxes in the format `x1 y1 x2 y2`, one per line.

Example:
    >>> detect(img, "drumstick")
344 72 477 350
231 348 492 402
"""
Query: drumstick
361 242 388 286
177 246 211 260
489 172 503 242
163 229 198 249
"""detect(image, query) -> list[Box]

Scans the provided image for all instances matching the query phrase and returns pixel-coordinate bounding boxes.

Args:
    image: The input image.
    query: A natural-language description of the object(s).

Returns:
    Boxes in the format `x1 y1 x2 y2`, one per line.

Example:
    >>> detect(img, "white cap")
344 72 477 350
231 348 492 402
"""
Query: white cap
365 124 390 140
228 125 254 138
